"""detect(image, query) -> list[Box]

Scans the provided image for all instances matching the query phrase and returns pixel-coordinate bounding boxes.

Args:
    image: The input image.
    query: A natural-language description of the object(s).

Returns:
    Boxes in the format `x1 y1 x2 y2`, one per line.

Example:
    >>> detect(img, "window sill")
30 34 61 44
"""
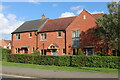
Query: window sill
72 37 80 38
28 37 32 38
15 39 20 40
40 39 47 41
57 37 62 38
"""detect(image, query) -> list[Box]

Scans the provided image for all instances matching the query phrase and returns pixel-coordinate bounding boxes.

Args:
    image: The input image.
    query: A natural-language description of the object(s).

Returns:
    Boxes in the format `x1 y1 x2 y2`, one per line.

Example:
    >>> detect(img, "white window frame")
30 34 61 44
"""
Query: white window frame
29 33 32 38
15 48 20 53
41 33 47 40
83 15 86 19
16 34 20 39
72 30 80 38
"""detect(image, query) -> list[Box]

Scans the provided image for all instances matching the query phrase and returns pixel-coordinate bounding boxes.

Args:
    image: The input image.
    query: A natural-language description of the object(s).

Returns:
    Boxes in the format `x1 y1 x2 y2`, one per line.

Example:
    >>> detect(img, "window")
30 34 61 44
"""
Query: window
16 34 20 39
72 38 80 48
41 49 46 55
72 30 80 38
29 33 32 38
63 49 66 54
58 32 62 37
41 33 46 40
83 15 86 19
15 48 20 53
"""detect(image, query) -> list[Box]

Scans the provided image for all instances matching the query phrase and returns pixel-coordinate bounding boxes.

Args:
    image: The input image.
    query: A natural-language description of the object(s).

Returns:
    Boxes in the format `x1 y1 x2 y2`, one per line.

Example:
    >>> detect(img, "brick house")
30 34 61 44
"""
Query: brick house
0 39 11 49
11 9 103 55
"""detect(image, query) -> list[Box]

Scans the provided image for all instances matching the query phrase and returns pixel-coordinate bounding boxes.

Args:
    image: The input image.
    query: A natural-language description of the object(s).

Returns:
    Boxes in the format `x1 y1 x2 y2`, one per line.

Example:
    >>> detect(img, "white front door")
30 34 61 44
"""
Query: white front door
51 49 57 55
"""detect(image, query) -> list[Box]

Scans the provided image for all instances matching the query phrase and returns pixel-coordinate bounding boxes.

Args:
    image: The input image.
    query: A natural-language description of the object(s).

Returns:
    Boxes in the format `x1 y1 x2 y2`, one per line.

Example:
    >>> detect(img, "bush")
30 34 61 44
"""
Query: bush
33 50 40 55
7 54 119 69
95 51 106 56
78 49 83 55
0 47 11 61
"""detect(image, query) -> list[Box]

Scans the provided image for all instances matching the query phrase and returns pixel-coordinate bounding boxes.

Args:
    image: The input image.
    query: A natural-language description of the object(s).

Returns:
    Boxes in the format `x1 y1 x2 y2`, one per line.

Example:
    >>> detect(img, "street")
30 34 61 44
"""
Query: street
0 74 119 80
2 66 118 78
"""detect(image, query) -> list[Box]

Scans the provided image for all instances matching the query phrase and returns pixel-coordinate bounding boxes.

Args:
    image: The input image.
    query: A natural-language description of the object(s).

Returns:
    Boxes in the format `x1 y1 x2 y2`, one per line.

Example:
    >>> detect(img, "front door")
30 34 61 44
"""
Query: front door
23 48 28 53
85 48 94 56
73 49 78 55
51 49 57 55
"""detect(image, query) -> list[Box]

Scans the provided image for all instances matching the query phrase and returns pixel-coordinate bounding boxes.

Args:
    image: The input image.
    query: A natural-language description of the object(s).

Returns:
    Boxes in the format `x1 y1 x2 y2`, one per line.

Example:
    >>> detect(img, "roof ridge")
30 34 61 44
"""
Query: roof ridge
49 16 77 21
92 13 104 14
26 18 47 22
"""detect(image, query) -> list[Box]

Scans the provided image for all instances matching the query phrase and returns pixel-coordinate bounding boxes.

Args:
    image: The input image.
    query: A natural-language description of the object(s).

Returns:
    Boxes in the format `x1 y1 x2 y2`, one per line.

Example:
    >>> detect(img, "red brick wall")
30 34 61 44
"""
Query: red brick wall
66 10 99 55
11 31 37 54
38 31 65 56
0 40 8 48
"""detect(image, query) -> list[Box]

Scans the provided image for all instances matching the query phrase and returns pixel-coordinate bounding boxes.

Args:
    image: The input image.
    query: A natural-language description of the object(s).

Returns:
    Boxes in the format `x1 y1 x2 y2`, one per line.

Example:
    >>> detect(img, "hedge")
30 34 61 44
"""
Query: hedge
0 47 11 61
7 54 119 69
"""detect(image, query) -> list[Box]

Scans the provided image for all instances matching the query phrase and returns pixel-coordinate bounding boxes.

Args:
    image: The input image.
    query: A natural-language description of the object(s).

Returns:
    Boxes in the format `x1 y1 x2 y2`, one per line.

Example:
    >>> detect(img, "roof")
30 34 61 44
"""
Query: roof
39 16 76 32
12 18 48 34
92 13 104 18
12 10 103 34
4 40 11 44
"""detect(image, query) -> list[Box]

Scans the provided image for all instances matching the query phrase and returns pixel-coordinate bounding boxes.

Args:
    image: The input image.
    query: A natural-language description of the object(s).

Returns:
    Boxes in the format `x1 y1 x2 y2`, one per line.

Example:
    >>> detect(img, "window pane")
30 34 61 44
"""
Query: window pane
58 32 61 37
16 34 20 39
45 34 46 39
72 38 80 48
41 34 43 39
29 33 32 37
63 49 65 53
76 30 80 37
41 34 46 39
72 31 75 37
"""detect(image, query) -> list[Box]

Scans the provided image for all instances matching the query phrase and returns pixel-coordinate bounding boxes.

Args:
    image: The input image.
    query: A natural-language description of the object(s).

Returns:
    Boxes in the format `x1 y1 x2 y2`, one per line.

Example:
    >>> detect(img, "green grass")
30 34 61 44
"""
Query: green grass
2 61 118 74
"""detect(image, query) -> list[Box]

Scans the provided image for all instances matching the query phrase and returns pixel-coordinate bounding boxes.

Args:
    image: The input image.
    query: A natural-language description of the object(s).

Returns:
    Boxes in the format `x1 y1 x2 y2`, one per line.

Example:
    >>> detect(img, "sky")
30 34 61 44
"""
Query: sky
0 1 110 40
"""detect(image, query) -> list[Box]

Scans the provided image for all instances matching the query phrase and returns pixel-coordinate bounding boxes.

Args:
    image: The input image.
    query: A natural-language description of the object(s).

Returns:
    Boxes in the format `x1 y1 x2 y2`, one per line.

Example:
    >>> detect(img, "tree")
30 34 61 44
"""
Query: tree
93 1 120 56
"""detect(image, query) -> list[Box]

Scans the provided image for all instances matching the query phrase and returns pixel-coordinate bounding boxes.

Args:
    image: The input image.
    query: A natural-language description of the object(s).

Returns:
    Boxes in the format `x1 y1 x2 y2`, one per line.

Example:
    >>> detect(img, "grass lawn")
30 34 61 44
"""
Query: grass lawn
1 61 118 74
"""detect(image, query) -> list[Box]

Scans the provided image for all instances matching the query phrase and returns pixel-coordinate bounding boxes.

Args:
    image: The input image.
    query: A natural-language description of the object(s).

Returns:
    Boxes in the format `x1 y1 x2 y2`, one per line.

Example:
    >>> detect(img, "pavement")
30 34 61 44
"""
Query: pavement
1 66 119 78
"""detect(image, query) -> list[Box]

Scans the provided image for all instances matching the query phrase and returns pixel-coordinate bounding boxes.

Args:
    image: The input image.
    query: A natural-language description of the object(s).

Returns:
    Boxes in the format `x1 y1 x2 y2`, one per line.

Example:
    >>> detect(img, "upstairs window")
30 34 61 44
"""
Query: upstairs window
58 32 62 37
41 33 46 40
29 33 32 38
83 15 86 19
16 34 20 39
72 30 80 38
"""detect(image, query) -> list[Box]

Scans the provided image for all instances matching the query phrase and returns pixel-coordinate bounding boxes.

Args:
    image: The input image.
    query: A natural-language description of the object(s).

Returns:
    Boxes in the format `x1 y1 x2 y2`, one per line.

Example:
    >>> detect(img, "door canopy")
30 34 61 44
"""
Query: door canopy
48 43 59 49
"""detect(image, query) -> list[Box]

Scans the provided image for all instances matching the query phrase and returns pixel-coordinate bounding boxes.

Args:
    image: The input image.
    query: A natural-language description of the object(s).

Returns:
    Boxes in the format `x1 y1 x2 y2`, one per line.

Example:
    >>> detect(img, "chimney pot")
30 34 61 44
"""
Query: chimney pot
42 14 45 19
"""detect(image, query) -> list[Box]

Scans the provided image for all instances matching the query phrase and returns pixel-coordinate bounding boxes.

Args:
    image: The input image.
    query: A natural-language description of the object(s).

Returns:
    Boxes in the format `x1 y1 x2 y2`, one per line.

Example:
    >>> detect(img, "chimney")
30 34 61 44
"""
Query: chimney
42 14 45 19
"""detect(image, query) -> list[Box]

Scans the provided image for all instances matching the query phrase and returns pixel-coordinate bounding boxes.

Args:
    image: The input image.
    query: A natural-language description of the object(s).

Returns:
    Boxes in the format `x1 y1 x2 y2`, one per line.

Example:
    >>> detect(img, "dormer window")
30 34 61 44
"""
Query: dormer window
83 15 86 19
16 34 20 39
29 33 32 38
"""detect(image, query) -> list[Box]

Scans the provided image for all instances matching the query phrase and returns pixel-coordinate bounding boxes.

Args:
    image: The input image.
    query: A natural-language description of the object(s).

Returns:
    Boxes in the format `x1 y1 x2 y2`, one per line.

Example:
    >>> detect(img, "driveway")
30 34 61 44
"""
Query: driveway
1 66 119 78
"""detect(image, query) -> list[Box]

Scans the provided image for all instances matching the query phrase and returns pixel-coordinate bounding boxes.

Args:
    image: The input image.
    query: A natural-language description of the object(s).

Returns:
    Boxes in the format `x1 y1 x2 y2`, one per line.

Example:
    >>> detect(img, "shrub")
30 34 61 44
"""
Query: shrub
95 51 106 56
0 47 11 61
78 49 83 55
7 54 119 69
33 50 40 55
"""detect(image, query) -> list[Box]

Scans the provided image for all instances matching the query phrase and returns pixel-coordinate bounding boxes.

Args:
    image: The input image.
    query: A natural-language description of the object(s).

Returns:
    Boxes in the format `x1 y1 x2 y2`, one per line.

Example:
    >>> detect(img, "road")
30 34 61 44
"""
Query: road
1 74 38 80
0 74 119 80
2 66 118 78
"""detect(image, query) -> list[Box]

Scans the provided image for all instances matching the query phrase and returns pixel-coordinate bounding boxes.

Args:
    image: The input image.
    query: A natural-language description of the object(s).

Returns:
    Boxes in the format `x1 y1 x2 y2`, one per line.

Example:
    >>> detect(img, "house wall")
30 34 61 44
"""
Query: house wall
66 10 99 55
38 31 65 56
11 31 37 54
0 40 8 48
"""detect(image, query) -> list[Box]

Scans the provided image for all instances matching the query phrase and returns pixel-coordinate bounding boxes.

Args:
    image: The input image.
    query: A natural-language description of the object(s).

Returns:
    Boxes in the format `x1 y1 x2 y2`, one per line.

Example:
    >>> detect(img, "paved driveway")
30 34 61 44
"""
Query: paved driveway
1 66 119 78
